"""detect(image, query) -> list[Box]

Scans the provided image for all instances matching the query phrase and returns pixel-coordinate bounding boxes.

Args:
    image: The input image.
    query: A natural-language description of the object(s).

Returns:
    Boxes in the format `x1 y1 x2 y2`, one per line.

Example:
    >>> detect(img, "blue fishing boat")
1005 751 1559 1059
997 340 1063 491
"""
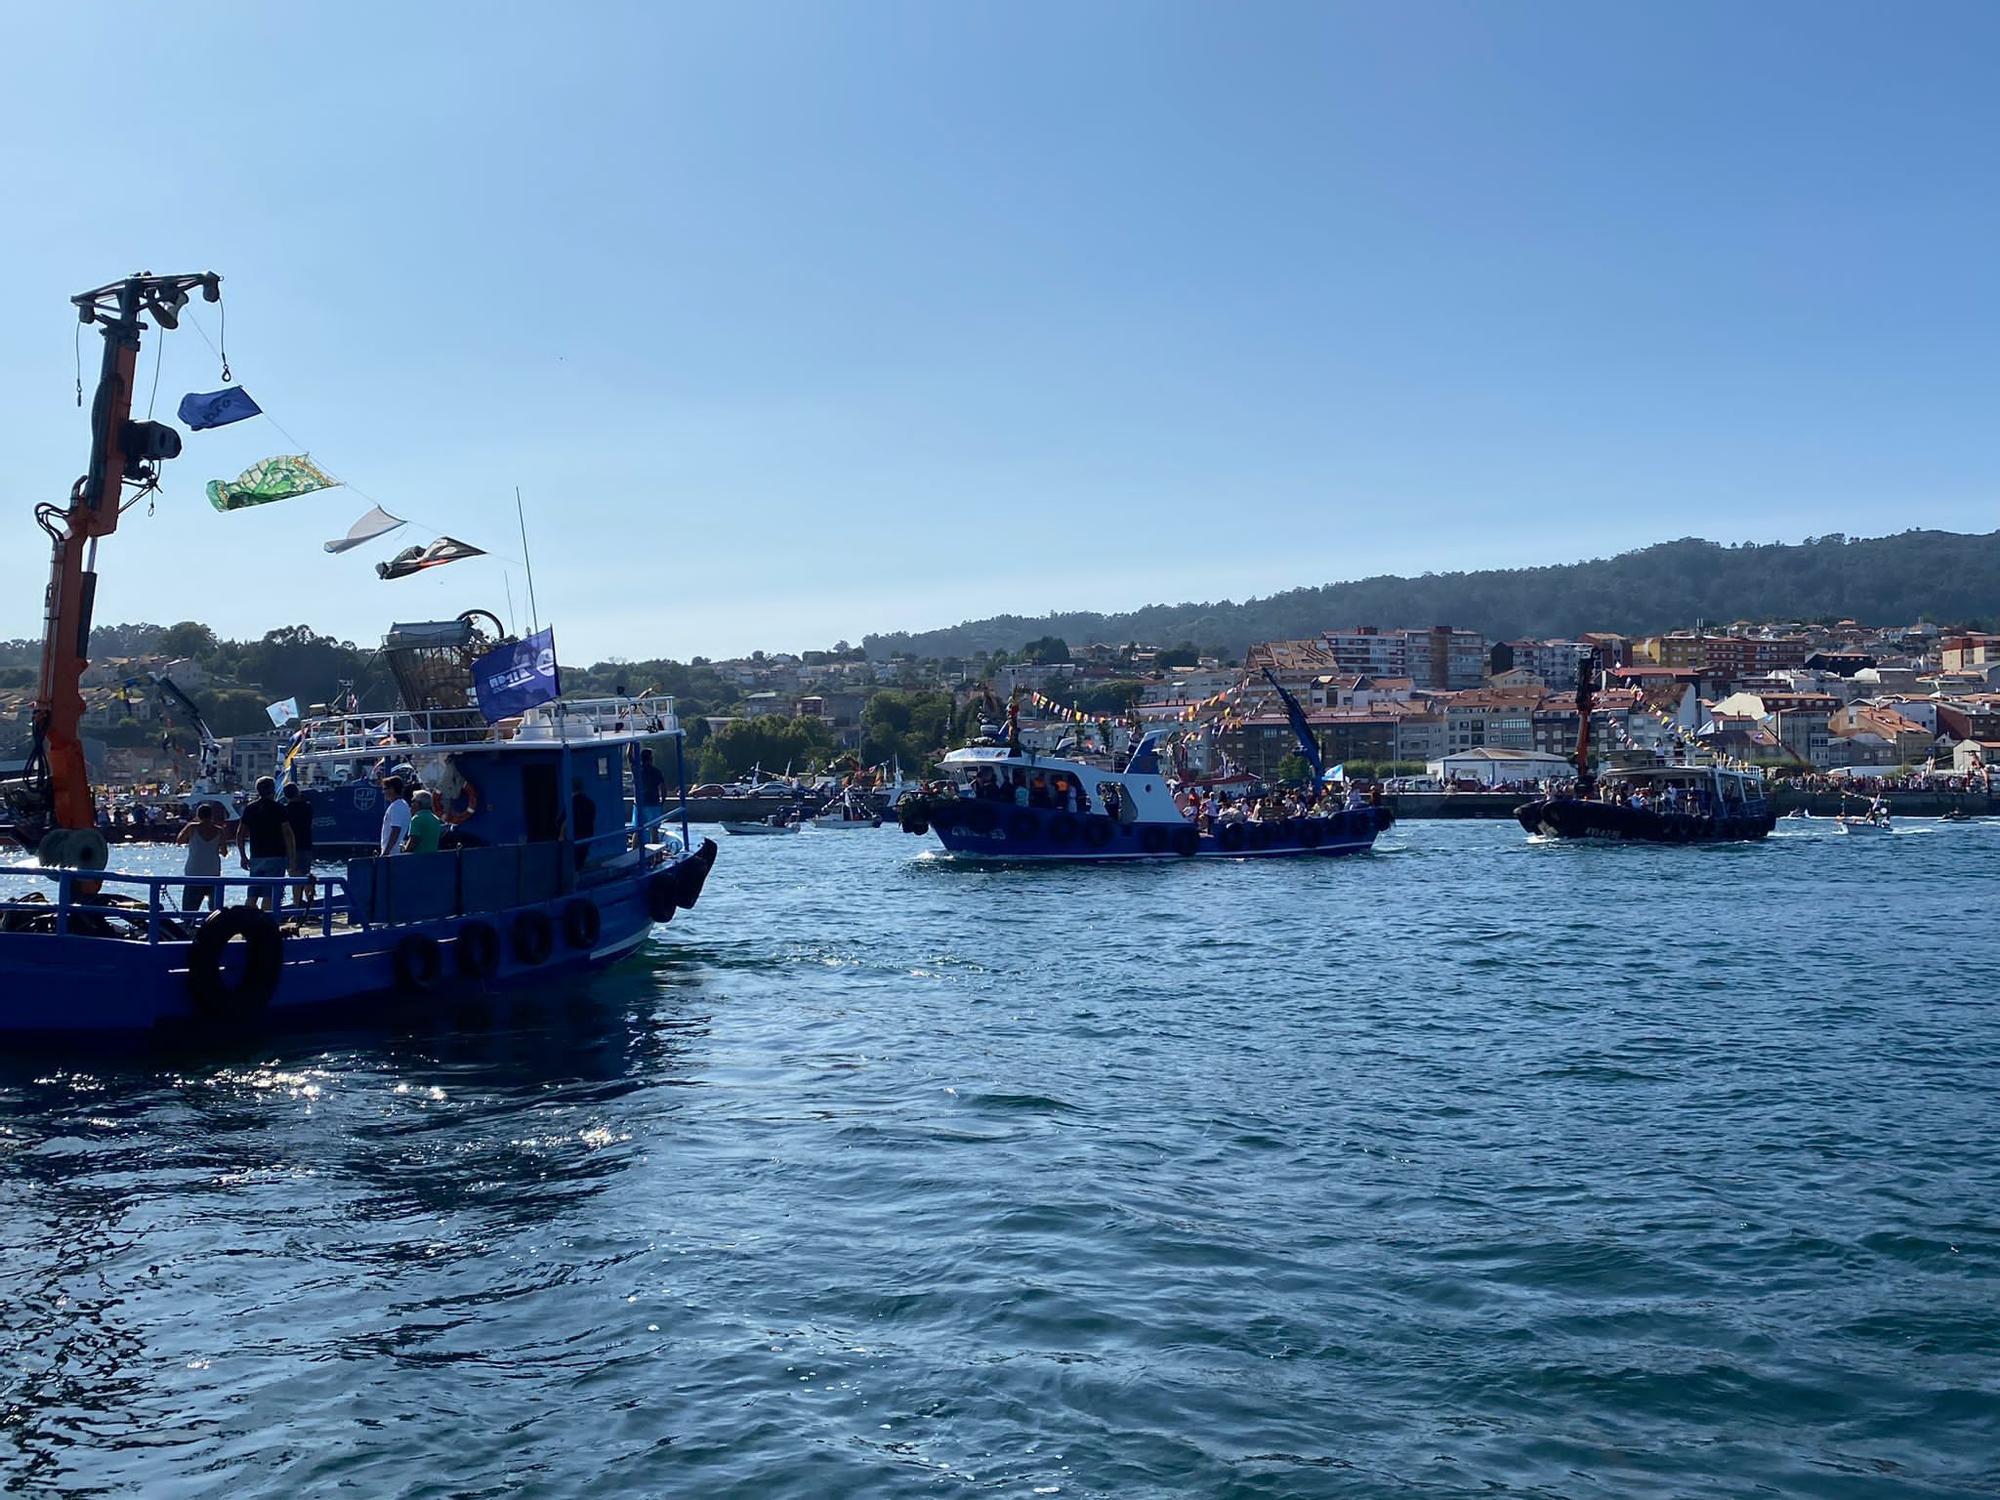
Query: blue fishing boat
0 271 717 1037
897 703 1393 863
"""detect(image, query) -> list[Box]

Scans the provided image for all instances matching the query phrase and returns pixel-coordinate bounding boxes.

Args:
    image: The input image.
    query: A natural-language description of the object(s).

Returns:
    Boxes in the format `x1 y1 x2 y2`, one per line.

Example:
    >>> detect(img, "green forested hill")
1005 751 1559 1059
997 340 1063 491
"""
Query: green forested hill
862 530 2000 659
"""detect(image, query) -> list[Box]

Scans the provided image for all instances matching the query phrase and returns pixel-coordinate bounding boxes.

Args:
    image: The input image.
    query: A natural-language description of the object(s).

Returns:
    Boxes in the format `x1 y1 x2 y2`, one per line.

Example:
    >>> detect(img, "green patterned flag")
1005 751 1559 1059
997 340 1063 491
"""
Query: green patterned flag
205 455 338 512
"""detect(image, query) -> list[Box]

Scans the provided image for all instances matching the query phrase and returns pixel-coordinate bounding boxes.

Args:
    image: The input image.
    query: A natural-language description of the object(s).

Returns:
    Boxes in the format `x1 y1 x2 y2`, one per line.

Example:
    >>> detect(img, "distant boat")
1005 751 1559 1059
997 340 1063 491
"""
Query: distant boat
897 735 1389 861
722 810 801 836
804 789 883 830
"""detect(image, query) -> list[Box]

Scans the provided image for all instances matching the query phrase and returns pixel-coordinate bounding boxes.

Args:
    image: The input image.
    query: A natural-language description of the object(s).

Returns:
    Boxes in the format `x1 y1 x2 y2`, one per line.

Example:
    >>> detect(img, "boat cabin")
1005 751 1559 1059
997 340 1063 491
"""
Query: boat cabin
936 745 1184 826
1588 763 1767 815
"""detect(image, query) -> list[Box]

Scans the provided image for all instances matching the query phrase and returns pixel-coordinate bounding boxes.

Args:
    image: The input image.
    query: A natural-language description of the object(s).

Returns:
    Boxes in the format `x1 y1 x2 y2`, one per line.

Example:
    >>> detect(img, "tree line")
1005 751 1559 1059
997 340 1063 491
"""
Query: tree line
860 529 2000 660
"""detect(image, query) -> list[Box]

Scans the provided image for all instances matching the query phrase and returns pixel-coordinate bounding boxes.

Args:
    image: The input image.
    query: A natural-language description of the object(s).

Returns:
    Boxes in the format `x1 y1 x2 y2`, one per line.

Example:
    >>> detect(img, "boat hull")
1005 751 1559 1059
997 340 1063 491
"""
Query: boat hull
1514 797 1775 844
0 841 718 1038
905 799 1390 861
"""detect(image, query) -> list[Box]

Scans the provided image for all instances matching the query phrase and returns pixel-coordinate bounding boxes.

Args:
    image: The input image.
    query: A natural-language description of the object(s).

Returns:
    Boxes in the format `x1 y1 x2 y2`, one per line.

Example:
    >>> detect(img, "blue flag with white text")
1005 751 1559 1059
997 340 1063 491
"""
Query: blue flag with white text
472 627 561 723
176 386 262 430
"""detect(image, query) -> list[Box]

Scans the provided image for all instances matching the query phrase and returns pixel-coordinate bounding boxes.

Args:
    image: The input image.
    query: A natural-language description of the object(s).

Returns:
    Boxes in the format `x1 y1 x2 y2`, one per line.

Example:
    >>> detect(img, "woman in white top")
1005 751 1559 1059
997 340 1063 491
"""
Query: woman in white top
176 802 232 911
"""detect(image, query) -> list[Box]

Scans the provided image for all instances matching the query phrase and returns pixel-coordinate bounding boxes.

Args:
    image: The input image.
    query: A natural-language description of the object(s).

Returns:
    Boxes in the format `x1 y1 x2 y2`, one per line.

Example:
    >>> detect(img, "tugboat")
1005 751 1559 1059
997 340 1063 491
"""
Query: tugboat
0 271 717 1036
1513 652 1775 843
896 676 1392 861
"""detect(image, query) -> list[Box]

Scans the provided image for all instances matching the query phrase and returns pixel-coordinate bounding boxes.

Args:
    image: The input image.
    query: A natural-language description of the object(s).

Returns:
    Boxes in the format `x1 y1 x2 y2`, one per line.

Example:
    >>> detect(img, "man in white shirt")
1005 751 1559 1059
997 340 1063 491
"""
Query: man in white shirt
379 776 413 856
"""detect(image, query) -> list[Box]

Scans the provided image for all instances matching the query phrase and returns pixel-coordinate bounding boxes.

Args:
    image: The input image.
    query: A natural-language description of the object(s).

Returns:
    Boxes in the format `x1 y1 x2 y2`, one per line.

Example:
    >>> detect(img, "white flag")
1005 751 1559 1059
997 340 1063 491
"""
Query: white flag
323 505 406 554
265 696 300 727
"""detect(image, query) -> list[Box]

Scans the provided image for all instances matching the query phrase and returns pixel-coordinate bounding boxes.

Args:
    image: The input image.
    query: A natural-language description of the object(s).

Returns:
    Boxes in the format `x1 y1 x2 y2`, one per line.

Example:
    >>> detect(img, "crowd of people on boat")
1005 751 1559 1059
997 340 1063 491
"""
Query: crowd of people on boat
963 765 1093 812
1563 777 1749 817
1175 783 1373 833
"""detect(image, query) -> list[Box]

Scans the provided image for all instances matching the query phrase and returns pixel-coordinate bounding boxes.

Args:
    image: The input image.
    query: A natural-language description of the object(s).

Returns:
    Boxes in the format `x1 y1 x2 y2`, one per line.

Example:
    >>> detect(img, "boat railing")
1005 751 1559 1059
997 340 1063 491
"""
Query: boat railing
296 696 680 756
0 867 353 943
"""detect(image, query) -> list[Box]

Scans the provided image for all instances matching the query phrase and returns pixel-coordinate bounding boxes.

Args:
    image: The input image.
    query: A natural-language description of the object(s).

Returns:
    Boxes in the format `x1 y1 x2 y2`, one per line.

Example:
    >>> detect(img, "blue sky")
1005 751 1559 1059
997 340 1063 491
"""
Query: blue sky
1 2 1996 662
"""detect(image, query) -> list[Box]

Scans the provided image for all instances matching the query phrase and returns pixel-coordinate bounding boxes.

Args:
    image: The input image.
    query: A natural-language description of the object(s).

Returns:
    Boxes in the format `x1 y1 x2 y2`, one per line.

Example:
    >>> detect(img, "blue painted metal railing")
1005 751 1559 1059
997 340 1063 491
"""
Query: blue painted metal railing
0 867 353 943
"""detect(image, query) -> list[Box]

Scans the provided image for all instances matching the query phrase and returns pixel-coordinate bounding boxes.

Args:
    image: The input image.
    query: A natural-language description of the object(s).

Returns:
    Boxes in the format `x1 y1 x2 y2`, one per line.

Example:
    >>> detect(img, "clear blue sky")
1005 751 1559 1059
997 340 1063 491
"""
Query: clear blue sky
2 1 1996 663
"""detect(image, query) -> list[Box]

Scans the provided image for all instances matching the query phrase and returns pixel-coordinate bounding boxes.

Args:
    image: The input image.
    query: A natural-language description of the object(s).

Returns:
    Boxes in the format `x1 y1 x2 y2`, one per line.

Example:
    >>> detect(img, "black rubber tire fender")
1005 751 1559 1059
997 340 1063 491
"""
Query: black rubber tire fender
1140 825 1167 855
1299 818 1324 849
1174 826 1200 857
1006 810 1037 842
1218 822 1248 853
562 898 602 950
394 932 444 993
1082 817 1114 848
185 905 283 1022
456 920 502 979
1047 812 1080 845
512 908 555 966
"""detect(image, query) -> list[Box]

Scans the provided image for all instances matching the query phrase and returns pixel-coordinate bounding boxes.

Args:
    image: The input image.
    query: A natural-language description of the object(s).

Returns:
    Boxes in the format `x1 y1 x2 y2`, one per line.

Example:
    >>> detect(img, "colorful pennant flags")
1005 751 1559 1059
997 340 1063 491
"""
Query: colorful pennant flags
323 504 407 554
176 386 262 430
205 454 338 512
377 535 486 580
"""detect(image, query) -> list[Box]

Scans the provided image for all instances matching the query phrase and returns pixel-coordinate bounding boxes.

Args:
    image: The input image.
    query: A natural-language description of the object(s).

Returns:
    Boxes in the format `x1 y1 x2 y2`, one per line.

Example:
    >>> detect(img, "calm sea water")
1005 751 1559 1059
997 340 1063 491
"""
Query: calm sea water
3 820 1998 1498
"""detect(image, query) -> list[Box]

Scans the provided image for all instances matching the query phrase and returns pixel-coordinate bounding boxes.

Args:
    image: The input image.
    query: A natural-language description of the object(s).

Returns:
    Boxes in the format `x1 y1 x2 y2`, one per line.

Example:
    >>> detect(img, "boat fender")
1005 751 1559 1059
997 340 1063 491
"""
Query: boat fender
1218 822 1247 853
185 905 283 1022
1140 825 1167 855
1174 826 1200 857
562 898 601 950
456 920 502 979
963 804 998 836
1299 819 1323 849
511 908 555 966
1047 812 1080 845
645 872 678 924
1082 817 1114 848
1006 810 1037 842
394 932 444 993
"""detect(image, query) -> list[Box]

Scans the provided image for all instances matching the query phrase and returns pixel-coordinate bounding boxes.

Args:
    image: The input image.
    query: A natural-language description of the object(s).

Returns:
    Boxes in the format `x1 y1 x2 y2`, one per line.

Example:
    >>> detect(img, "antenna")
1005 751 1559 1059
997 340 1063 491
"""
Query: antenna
515 486 541 634
503 572 517 638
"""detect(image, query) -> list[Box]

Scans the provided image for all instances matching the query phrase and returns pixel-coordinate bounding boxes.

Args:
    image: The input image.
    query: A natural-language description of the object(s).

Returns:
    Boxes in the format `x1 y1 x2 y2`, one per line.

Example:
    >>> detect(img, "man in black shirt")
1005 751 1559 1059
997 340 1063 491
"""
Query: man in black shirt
282 781 316 908
236 776 296 912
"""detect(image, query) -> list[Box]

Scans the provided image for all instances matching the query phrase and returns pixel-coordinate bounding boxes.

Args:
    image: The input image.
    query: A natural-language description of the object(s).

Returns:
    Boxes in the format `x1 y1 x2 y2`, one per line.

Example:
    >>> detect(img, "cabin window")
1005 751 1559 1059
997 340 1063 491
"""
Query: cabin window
1098 781 1138 824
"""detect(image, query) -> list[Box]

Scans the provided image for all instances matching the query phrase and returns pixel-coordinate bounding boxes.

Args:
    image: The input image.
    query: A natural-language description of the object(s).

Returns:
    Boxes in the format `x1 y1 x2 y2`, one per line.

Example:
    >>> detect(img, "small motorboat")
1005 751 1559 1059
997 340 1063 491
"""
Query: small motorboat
805 790 883 830
721 812 800 836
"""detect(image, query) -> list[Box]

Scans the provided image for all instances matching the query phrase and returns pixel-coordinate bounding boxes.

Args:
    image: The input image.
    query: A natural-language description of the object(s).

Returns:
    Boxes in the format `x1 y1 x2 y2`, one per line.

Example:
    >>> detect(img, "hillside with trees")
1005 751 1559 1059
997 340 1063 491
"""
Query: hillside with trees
861 529 2000 660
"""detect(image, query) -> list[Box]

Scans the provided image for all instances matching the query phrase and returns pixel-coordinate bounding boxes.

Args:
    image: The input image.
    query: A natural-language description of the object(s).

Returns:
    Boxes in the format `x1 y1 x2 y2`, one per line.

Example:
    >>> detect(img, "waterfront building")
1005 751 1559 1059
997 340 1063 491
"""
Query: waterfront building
1425 747 1576 786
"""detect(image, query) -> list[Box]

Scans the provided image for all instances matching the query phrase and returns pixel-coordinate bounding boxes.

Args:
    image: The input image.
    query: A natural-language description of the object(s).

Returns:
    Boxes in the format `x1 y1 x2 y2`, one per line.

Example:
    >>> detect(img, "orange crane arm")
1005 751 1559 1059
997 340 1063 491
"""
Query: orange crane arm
10 273 218 847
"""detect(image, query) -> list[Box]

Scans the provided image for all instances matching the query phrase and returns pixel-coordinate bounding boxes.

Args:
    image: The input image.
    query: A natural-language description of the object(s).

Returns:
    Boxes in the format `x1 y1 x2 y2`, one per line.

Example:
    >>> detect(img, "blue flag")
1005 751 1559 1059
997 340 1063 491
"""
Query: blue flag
176 386 262 430
472 628 561 723
1260 667 1325 782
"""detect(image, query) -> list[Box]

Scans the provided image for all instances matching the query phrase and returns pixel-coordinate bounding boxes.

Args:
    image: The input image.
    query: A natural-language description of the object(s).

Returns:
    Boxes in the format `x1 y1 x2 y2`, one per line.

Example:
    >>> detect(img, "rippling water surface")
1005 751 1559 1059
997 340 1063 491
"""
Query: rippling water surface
4 821 1998 1497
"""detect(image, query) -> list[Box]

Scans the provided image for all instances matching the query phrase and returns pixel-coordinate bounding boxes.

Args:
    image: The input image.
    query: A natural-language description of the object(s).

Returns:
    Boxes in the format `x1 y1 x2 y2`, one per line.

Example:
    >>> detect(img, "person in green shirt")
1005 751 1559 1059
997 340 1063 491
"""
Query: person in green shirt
404 790 445 854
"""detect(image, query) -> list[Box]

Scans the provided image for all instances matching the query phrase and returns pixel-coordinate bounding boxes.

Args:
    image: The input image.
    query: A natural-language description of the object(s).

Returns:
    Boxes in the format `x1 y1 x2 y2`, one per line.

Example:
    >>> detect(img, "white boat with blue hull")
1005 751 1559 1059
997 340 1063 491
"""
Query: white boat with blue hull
0 270 719 1038
896 735 1392 861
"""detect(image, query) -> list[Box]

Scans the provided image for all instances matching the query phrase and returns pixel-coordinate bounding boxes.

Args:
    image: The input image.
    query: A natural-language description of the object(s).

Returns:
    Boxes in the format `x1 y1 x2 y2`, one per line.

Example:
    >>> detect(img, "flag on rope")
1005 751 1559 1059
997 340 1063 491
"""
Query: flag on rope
323 505 407 554
176 386 262 430
377 536 486 580
206 454 338 512
264 696 301 727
